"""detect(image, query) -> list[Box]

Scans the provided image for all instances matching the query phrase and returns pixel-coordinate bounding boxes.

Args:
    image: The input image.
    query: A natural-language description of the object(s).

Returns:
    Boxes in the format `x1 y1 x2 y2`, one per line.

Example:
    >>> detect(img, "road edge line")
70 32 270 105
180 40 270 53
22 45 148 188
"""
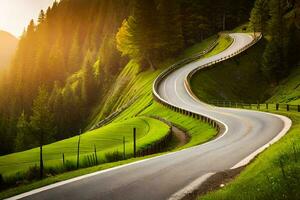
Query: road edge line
167 173 215 200
230 113 292 169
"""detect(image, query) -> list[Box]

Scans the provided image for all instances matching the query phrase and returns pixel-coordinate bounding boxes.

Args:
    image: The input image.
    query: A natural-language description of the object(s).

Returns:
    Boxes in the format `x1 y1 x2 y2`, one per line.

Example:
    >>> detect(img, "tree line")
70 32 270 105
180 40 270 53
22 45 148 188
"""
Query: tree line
0 0 254 155
250 0 300 82
117 0 253 69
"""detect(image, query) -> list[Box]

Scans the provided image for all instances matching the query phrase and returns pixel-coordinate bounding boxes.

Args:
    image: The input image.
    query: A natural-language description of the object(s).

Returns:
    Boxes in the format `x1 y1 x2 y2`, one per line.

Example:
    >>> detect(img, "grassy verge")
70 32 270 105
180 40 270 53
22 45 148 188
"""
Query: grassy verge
200 108 300 200
142 103 217 149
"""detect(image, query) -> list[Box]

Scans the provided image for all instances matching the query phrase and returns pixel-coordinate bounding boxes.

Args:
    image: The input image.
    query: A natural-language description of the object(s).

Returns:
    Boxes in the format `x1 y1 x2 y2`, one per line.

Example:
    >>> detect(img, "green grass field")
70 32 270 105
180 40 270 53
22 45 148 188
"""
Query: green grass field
0 117 169 176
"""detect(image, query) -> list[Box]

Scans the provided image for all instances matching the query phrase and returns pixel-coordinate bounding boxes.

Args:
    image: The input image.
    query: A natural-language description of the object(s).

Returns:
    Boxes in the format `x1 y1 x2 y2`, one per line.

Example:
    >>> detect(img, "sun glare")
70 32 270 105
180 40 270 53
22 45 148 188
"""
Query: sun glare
0 0 57 37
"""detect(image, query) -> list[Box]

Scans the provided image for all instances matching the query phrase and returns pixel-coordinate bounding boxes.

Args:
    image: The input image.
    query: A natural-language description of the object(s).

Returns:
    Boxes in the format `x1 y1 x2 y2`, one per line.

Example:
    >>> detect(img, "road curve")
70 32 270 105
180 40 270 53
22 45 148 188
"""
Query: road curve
8 33 291 200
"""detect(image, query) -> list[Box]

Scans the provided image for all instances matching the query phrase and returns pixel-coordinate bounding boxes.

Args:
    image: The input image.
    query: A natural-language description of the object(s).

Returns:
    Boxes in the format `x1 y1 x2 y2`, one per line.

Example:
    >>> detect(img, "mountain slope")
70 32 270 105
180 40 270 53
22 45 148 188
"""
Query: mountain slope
0 31 18 68
267 65 300 104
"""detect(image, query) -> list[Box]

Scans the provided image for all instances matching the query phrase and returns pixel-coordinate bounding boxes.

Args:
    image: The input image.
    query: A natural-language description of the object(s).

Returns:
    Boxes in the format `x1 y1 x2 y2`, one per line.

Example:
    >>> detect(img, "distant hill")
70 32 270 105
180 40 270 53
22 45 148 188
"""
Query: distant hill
0 31 18 68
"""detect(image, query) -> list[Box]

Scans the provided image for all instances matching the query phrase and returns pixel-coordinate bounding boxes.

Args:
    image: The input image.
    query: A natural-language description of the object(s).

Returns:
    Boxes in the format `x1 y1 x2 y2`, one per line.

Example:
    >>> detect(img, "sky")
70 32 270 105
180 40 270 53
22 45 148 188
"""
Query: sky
0 0 57 37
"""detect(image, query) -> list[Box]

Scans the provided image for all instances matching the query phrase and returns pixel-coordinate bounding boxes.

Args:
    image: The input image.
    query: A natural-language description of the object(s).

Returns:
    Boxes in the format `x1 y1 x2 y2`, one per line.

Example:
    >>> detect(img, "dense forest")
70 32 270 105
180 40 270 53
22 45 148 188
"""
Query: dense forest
250 0 300 82
0 0 298 156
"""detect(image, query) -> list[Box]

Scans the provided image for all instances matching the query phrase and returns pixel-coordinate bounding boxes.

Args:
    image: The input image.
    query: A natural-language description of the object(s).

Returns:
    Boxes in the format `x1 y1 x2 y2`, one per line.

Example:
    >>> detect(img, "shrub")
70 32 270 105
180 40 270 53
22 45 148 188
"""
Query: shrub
64 160 77 171
27 165 40 180
105 150 124 162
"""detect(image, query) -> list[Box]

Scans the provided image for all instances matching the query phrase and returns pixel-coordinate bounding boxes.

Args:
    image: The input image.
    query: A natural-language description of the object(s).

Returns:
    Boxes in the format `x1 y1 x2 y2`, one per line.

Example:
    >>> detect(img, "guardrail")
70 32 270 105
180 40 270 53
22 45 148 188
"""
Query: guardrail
153 33 262 134
152 37 223 132
184 33 262 105
208 100 300 112
186 33 262 82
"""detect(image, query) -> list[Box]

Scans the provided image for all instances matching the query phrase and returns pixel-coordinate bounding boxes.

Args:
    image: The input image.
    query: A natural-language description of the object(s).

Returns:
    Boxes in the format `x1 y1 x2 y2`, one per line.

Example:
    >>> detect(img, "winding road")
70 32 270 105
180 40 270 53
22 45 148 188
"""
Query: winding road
8 33 291 200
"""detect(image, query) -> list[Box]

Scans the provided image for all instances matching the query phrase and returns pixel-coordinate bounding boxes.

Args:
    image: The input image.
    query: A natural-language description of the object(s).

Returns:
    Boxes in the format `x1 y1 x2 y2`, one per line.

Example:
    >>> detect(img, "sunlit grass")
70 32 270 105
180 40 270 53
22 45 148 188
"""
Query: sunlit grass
0 117 169 177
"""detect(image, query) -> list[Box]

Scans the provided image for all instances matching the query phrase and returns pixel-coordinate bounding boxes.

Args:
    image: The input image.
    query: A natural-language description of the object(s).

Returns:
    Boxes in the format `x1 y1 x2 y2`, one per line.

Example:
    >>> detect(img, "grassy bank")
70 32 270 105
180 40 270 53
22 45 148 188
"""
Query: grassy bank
190 38 270 103
267 65 300 105
200 109 300 200
0 117 169 177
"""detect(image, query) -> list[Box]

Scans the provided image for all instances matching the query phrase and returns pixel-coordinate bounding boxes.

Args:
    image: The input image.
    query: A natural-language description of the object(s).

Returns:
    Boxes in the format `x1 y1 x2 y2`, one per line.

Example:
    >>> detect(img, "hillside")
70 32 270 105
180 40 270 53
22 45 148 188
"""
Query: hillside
0 31 18 68
190 38 271 103
0 0 253 156
190 38 300 105
267 65 300 104
0 35 219 198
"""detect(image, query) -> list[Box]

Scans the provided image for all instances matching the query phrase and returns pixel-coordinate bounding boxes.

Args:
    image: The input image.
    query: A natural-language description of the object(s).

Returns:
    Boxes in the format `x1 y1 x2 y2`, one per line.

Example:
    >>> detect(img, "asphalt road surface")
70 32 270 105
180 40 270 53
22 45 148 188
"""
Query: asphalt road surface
9 33 291 200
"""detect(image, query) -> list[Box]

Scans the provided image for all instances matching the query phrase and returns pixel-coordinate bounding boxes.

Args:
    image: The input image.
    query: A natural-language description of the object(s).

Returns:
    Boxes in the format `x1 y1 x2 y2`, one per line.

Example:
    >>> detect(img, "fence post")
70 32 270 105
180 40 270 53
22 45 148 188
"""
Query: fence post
298 105 300 112
257 102 260 110
133 128 137 158
287 104 290 112
62 153 65 166
276 103 279 111
123 136 126 160
77 129 81 169
94 144 98 165
266 103 268 110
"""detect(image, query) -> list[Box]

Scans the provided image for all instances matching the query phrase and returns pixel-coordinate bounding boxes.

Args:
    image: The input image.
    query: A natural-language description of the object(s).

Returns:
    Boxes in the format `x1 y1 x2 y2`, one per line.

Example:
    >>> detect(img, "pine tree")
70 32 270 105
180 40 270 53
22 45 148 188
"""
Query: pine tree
30 87 55 178
116 0 160 69
116 16 139 60
15 112 30 152
67 32 81 73
263 0 289 82
38 10 45 24
81 51 96 104
47 39 65 83
262 40 281 81
26 20 36 36
250 0 270 35
158 0 184 56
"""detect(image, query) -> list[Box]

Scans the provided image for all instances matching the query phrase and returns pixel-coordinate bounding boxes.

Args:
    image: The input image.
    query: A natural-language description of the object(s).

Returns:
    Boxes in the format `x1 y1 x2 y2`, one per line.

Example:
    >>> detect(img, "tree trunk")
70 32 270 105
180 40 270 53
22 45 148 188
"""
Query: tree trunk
40 144 43 179
223 13 226 31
